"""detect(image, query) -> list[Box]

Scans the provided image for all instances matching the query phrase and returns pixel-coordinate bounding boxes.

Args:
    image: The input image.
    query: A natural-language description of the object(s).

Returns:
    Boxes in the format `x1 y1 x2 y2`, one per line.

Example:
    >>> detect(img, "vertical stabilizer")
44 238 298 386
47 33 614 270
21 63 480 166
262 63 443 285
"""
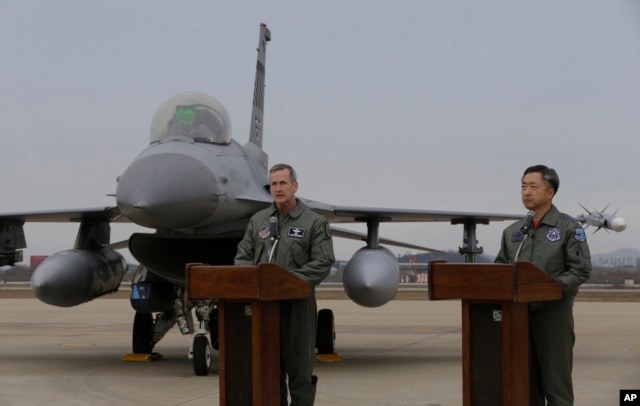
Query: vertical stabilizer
245 23 271 176
249 23 271 149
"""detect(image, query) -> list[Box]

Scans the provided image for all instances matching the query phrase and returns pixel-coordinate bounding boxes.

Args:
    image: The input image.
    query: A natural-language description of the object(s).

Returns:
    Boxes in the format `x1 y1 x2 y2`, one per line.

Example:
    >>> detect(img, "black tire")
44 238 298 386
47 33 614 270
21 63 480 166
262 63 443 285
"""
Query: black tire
193 334 211 376
132 312 154 354
316 308 335 354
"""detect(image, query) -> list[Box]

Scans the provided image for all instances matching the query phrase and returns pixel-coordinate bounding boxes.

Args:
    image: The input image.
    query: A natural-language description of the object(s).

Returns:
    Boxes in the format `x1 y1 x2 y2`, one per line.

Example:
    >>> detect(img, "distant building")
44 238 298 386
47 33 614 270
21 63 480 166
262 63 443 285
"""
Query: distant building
30 255 49 269
597 256 638 268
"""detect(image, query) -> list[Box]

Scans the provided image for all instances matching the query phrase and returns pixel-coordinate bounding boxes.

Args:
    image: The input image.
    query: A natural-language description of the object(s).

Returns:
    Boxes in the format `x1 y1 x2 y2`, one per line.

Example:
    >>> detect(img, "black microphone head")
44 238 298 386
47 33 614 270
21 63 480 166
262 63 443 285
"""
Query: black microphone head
522 211 535 234
269 216 279 239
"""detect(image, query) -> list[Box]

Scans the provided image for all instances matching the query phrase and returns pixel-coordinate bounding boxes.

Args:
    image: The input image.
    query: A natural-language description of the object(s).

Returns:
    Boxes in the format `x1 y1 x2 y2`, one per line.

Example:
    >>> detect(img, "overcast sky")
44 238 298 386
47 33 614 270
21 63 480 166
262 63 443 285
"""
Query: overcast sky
1 0 639 263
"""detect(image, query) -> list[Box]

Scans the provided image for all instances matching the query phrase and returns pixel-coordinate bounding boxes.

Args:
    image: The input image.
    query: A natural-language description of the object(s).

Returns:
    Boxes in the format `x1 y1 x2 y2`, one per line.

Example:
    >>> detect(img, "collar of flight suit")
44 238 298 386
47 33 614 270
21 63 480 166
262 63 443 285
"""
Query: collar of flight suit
537 204 560 229
268 198 307 219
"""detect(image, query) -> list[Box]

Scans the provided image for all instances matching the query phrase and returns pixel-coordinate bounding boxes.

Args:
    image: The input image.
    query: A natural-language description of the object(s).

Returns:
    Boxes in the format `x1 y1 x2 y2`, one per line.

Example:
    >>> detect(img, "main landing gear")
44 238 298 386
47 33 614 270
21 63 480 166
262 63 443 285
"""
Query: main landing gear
129 289 337 374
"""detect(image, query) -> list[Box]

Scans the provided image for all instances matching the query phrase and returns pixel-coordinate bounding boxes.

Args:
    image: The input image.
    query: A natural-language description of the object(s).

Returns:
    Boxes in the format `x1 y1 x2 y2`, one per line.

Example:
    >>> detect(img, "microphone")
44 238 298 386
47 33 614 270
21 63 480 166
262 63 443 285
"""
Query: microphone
515 210 535 262
522 211 535 235
269 216 279 241
268 216 279 262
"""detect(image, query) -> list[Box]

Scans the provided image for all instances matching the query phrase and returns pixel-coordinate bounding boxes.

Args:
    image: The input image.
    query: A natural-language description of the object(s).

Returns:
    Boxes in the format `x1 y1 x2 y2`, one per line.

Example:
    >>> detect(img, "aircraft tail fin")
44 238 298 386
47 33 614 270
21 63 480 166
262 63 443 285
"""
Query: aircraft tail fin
248 23 271 149
244 23 271 176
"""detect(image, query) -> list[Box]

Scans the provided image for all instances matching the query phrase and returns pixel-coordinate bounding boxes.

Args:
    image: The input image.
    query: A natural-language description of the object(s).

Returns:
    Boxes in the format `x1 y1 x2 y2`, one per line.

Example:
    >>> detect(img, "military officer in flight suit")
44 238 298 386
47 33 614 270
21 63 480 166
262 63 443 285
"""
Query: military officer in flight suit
235 163 335 406
495 164 591 406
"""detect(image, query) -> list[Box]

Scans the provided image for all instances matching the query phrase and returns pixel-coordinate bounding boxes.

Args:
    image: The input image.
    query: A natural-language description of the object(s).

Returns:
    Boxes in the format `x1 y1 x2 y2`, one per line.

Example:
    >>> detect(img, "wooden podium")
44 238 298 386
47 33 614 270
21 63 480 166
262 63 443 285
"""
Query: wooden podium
428 260 562 406
186 263 311 406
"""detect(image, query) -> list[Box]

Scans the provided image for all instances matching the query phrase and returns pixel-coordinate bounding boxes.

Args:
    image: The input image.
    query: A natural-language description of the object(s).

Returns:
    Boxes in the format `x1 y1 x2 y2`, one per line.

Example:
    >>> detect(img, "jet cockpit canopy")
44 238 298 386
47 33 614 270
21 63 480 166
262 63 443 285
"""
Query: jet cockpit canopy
150 91 232 145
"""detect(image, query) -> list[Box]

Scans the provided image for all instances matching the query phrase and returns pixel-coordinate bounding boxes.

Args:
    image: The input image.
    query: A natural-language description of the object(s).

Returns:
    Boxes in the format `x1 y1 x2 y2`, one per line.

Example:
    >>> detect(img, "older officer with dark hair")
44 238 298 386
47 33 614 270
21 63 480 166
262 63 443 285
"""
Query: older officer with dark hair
235 163 335 406
495 164 591 406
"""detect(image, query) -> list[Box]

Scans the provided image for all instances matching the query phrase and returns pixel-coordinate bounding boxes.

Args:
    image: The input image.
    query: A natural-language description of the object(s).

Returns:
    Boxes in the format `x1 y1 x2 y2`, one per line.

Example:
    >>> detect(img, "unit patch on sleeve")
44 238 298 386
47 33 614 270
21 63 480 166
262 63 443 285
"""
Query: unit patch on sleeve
288 227 305 238
574 227 586 242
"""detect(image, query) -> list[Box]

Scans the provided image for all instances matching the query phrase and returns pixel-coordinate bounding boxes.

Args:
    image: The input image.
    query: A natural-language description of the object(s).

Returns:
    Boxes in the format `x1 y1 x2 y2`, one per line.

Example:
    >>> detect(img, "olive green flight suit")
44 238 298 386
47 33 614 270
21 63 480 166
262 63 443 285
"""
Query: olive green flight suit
495 205 591 406
235 200 335 406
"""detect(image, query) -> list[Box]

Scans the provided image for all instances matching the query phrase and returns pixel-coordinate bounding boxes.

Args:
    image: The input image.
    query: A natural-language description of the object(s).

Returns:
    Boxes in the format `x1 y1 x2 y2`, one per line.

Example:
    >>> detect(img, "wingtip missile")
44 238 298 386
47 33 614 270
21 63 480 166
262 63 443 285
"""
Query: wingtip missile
575 203 627 233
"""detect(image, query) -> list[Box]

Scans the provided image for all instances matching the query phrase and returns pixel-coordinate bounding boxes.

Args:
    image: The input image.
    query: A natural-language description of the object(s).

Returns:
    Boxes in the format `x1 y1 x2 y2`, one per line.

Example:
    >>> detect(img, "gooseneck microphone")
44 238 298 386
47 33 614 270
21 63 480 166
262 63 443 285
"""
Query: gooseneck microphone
521 210 535 236
269 216 279 240
515 211 535 262
268 216 280 262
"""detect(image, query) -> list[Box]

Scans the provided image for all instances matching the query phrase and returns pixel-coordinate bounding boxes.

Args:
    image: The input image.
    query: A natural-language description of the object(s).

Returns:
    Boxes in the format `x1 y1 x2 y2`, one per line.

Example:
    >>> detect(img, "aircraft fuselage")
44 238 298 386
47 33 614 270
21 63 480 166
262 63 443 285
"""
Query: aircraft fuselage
116 137 271 231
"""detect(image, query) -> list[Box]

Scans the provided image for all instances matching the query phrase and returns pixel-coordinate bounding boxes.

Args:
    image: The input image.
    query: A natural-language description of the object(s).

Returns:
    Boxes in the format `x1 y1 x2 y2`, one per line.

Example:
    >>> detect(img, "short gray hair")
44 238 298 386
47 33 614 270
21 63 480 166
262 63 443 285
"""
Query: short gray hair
269 163 297 182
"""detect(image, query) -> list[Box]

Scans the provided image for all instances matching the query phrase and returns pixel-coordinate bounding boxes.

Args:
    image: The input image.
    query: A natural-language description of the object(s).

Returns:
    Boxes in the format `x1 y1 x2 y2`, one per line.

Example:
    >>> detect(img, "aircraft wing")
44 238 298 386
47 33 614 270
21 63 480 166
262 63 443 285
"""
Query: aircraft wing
302 199 523 224
330 225 444 253
0 207 130 267
0 207 128 223
0 202 524 228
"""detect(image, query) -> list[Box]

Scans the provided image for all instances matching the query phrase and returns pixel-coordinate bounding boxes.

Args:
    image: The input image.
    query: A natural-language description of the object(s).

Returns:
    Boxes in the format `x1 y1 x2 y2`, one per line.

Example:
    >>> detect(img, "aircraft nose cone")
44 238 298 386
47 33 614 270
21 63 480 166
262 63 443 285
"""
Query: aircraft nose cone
116 153 219 228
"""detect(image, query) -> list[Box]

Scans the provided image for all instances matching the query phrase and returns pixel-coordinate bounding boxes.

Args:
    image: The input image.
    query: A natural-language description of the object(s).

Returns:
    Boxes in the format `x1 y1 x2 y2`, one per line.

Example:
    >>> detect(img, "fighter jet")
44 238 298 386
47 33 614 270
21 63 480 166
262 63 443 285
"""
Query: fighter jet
0 24 625 376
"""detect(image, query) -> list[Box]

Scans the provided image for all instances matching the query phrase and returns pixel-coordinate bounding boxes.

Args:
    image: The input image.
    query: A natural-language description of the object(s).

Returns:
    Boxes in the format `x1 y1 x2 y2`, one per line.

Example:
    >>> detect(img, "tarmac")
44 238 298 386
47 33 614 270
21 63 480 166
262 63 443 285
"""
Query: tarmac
0 293 638 405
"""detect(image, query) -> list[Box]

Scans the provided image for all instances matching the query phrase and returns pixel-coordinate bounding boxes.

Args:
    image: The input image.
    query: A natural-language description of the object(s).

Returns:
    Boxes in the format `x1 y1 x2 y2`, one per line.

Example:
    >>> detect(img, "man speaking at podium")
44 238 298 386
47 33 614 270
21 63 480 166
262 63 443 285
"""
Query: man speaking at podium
495 164 591 406
235 163 335 406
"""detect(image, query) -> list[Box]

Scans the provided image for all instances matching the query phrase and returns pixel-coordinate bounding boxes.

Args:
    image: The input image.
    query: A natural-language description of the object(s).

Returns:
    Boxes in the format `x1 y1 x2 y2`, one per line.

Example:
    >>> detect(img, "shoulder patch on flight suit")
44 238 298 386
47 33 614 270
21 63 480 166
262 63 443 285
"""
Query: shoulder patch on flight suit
574 227 586 242
546 228 561 242
259 225 271 239
288 227 305 238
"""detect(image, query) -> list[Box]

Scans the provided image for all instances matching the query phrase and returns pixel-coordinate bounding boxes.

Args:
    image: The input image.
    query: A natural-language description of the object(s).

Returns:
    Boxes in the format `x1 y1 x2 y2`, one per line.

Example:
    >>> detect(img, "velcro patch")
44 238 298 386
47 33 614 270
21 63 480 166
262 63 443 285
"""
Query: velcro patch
288 227 305 238
546 228 561 242
259 225 271 239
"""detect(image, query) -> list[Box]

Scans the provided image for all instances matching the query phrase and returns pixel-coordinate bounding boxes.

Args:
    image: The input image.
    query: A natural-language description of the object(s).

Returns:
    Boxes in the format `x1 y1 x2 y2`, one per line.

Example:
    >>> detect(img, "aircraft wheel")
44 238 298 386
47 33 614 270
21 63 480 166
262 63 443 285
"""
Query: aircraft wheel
132 312 154 354
193 334 211 376
316 308 335 354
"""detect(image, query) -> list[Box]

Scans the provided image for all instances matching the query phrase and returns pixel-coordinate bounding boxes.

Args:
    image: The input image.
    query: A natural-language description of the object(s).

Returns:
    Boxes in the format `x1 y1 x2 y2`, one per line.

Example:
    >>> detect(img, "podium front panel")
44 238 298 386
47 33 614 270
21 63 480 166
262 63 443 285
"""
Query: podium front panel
463 300 529 406
469 302 503 405
221 301 253 406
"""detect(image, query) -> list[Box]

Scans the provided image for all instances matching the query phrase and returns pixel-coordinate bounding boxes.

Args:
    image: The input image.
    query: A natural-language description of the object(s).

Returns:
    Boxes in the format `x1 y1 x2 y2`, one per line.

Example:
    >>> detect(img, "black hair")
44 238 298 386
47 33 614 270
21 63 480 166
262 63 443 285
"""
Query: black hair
522 165 559 195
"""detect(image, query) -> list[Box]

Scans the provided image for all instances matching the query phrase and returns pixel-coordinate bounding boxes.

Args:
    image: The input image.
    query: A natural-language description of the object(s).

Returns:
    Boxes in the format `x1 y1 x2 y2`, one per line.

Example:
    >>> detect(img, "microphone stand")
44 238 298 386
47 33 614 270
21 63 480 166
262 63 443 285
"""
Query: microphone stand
514 234 528 262
268 237 279 262
514 212 535 262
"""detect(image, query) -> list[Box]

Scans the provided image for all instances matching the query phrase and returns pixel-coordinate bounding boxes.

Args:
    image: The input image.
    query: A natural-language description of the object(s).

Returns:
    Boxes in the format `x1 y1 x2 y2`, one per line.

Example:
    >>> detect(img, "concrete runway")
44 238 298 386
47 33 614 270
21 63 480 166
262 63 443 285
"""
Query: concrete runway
0 298 638 405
